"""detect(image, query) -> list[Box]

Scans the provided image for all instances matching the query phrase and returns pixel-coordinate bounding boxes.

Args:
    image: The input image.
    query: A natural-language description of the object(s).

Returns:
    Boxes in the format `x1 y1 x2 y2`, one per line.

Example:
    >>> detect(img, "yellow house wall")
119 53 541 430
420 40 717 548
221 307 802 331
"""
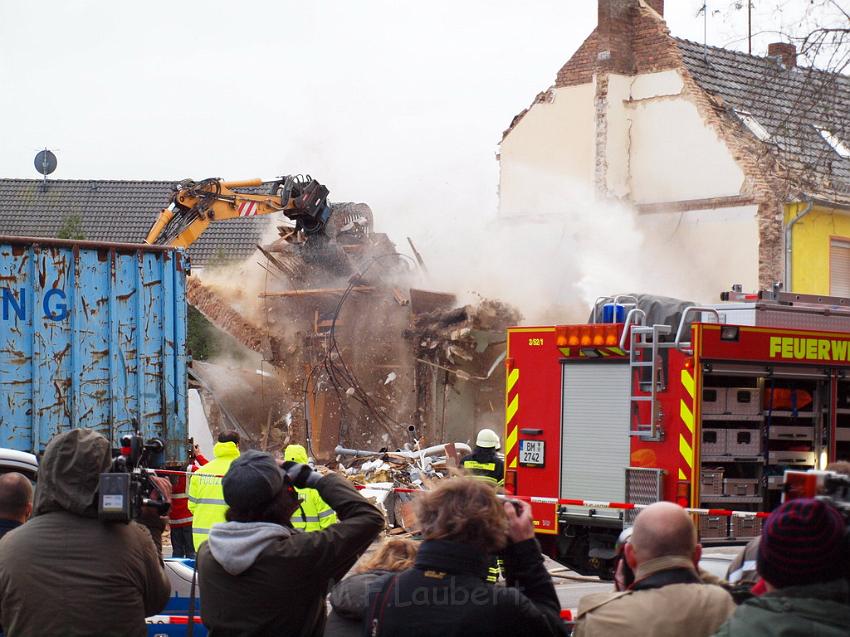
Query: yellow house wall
787 203 850 294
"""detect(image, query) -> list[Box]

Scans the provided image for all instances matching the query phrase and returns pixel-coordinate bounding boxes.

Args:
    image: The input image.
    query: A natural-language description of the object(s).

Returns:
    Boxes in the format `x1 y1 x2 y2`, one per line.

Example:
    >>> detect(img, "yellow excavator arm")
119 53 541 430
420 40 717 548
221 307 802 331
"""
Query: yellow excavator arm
145 175 331 249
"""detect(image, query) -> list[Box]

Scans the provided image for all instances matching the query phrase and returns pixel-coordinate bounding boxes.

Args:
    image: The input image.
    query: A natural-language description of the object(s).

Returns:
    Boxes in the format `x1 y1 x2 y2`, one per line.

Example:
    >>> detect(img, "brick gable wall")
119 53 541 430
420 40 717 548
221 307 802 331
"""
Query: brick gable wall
502 0 787 287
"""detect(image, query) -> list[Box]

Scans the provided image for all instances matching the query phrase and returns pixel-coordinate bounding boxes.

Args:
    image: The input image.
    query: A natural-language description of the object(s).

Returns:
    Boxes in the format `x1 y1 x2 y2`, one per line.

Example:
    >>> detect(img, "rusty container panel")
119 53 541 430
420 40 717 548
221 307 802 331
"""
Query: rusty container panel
0 236 187 462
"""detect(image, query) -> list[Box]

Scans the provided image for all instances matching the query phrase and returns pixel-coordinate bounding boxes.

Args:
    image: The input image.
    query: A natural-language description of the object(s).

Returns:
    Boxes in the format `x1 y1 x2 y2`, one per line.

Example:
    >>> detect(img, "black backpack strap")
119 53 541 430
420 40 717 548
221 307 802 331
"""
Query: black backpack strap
364 572 401 637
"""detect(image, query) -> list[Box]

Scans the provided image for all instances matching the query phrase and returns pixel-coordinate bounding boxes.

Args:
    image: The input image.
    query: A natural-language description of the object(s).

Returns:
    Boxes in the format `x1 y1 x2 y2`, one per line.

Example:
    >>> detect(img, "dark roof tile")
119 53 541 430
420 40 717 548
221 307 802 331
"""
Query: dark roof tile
676 38 850 203
0 179 278 267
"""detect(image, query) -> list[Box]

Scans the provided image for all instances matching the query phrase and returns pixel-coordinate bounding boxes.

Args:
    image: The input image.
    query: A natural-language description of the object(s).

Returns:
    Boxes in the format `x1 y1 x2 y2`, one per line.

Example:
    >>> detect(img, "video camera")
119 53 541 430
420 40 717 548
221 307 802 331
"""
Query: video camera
783 469 850 519
98 430 171 523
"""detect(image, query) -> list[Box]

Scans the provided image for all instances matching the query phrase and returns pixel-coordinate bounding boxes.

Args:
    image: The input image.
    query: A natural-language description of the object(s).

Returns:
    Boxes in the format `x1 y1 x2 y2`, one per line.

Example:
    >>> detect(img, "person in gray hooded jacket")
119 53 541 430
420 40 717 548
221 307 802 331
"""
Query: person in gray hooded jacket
197 449 384 637
0 429 171 637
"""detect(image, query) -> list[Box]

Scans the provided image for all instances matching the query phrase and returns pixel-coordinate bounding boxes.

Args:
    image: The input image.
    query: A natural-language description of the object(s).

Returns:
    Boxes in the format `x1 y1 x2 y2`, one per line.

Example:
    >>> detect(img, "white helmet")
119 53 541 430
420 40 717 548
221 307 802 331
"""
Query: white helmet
476 428 501 450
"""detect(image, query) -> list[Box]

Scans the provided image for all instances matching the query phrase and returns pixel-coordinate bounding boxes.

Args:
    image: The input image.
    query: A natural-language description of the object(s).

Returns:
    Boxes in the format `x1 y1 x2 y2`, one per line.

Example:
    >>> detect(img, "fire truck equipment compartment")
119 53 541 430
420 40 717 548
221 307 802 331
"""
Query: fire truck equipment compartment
768 450 817 465
700 468 725 496
702 388 727 414
699 515 728 539
732 515 763 538
768 426 815 441
726 429 762 456
723 478 760 497
702 429 727 456
727 388 761 415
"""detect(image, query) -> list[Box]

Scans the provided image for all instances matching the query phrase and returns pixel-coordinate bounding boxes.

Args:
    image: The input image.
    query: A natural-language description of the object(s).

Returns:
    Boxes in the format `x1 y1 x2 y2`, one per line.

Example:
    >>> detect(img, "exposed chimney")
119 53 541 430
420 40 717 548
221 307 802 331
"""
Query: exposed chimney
768 42 797 68
597 0 637 75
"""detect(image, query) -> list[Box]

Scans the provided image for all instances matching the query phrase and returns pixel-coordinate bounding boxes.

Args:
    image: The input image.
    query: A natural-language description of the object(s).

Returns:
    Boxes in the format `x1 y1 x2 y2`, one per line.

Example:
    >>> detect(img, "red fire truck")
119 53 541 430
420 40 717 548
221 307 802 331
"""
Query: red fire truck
503 290 850 576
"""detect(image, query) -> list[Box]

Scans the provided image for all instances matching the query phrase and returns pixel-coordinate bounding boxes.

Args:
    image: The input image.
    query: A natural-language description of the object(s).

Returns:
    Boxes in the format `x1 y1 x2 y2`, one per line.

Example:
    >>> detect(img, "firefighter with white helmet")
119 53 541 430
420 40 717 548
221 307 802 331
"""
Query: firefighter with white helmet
461 428 507 583
461 428 505 487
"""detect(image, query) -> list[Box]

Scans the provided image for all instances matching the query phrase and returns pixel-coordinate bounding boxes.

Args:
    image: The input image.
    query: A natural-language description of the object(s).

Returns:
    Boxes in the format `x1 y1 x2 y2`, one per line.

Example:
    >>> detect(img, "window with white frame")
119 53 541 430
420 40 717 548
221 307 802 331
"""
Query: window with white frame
830 238 850 297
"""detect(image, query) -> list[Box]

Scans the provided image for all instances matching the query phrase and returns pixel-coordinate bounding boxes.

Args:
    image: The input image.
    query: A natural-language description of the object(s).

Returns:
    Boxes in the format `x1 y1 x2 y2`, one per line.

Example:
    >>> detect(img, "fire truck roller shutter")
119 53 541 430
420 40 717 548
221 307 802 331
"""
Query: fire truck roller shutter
560 362 631 518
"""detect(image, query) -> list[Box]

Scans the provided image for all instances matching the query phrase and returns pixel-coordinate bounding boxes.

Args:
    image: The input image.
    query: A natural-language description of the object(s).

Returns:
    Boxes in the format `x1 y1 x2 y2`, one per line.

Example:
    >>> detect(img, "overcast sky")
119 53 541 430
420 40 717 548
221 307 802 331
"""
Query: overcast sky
0 1 841 230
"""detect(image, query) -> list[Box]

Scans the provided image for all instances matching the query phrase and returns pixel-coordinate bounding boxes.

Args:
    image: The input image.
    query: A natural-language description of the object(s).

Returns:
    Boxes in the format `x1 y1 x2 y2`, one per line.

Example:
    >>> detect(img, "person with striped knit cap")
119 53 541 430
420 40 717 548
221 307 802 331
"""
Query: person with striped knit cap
713 497 849 636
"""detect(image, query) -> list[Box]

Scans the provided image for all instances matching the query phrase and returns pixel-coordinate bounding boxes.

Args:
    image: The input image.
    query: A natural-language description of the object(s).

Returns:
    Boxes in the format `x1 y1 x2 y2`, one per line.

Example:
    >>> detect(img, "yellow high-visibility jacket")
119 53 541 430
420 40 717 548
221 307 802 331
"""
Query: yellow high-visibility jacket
284 444 337 532
291 486 338 532
188 441 240 550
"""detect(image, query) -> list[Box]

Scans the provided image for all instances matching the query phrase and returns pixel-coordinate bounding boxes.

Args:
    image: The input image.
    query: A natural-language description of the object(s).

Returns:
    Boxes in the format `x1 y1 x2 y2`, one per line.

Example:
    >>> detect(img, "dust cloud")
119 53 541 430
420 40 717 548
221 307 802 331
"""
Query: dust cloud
370 170 734 325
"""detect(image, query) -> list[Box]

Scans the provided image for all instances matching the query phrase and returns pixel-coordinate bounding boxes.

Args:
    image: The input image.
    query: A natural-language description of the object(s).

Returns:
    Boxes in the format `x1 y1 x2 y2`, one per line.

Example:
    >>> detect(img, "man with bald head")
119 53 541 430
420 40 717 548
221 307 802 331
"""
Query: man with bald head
0 473 32 539
574 502 735 637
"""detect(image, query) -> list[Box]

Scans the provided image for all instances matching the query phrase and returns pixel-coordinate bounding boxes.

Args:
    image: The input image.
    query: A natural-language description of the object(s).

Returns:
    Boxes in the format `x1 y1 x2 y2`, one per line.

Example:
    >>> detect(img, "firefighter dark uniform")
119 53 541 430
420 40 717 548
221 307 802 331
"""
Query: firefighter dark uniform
461 430 505 487
461 428 505 582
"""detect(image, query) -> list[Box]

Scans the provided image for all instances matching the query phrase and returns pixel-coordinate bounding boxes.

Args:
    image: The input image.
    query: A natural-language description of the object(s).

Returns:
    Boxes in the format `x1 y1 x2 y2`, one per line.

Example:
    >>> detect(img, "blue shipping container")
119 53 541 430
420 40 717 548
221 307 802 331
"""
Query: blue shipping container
0 236 188 462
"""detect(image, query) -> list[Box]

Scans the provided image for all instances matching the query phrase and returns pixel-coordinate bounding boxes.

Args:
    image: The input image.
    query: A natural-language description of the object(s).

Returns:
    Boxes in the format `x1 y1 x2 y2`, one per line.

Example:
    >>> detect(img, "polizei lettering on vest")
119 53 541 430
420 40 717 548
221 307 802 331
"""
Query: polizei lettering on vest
769 336 850 362
1 287 69 321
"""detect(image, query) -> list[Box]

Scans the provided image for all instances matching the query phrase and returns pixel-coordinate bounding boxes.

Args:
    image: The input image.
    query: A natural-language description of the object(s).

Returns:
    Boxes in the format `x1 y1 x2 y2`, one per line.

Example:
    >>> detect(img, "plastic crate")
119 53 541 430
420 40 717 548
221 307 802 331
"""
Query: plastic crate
701 429 726 456
768 426 814 442
700 468 724 496
702 388 727 415
724 478 760 496
699 515 729 539
727 429 761 457
768 450 816 465
732 516 763 539
727 388 760 415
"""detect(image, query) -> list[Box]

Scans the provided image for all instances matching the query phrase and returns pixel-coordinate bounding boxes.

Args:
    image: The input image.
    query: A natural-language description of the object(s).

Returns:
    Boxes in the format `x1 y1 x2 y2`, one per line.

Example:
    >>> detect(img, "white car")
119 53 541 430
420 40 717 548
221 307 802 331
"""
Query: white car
0 448 38 481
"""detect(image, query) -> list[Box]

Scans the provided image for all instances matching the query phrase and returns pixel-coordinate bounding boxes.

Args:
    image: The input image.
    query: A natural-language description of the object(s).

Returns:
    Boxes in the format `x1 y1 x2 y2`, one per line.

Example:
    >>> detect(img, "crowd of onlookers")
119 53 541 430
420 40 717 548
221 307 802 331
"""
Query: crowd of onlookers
0 427 846 636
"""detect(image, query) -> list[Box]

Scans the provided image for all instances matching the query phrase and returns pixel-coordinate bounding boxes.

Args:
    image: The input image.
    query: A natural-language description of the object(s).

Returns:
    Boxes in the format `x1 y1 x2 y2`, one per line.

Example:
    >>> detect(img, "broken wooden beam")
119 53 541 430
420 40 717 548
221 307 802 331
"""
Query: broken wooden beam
259 286 374 298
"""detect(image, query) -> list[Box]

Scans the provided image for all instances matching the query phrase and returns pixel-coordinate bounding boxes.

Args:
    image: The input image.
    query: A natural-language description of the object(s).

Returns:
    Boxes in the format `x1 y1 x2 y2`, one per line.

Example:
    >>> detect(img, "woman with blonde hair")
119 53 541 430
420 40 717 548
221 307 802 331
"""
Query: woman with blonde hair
324 538 419 636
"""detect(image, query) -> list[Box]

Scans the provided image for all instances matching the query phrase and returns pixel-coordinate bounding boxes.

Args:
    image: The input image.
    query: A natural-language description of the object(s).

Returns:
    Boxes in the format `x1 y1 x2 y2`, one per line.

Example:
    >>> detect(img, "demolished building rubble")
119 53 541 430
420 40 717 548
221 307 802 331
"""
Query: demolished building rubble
187 204 521 462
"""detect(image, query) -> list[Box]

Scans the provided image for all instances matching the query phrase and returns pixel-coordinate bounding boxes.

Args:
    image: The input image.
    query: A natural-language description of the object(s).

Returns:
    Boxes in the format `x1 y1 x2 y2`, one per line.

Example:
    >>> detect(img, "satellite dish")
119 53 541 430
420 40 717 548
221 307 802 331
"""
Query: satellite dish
34 150 57 176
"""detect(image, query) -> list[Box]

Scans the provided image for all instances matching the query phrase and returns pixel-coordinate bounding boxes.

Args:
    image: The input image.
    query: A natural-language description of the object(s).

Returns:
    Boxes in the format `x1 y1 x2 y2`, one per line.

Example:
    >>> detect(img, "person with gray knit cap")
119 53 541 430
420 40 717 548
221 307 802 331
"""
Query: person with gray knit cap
713 497 850 636
197 449 384 636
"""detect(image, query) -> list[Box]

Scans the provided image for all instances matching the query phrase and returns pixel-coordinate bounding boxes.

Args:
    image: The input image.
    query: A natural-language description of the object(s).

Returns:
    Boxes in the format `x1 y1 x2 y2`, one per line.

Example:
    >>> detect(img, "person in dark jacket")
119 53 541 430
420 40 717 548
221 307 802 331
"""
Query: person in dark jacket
0 429 171 637
0 473 32 539
713 497 850 636
325 537 418 637
365 478 567 637
197 449 385 637
460 428 504 486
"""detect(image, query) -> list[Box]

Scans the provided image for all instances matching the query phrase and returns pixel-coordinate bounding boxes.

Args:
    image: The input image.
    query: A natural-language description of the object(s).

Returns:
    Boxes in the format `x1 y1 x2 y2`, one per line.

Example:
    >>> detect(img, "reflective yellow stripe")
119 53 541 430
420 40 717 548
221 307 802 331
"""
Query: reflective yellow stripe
679 368 696 482
680 400 694 434
679 433 694 469
681 369 695 399
505 427 518 455
469 475 499 485
506 395 519 425
463 461 496 471
507 368 519 393
509 457 517 469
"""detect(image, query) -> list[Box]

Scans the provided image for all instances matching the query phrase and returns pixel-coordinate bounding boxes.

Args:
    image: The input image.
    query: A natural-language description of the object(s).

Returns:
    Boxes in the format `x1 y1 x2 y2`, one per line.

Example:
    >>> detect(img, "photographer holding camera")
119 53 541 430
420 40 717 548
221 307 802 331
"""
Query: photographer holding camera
364 478 567 637
0 429 171 637
197 449 384 636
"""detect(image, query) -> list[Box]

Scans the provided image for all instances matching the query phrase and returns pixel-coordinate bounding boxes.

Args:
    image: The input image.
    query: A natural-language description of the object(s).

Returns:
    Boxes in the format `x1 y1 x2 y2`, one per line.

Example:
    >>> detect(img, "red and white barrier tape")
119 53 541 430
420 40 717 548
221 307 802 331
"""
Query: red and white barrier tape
154 470 767 518
351 484 769 518
146 615 203 624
